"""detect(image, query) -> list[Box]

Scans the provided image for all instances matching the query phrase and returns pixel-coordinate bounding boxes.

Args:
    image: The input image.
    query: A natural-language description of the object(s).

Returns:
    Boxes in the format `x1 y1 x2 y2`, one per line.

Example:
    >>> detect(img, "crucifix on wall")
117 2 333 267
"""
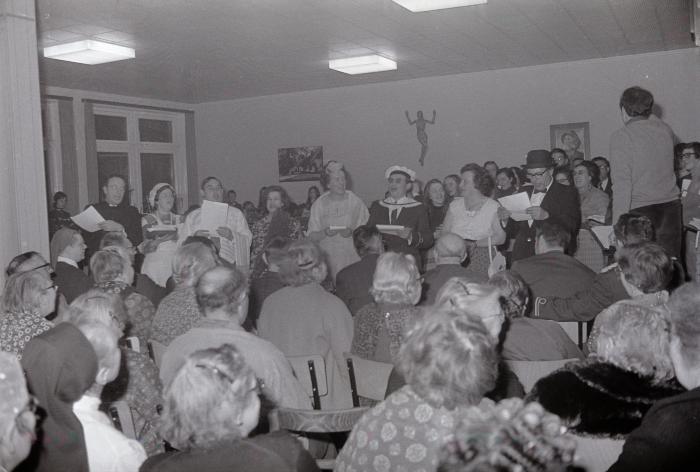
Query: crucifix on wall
405 109 436 166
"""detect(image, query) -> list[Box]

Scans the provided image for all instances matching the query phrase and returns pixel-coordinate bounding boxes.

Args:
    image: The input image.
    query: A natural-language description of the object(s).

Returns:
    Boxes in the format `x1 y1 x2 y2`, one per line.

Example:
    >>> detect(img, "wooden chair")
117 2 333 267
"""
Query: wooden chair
505 358 577 393
343 353 393 406
147 339 167 369
269 406 368 470
105 400 137 440
287 355 328 410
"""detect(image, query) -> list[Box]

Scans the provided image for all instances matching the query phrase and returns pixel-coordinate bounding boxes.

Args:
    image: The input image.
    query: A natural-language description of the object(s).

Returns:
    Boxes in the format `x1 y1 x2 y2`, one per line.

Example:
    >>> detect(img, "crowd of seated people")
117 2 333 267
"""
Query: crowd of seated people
3 133 700 471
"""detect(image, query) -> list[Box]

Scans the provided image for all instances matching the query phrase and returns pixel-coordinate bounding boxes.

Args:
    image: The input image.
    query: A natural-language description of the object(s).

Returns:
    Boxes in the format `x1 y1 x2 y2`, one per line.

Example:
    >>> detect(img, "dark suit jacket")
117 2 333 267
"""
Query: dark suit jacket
511 250 595 300
420 263 487 306
506 182 580 262
534 266 628 322
54 261 93 304
335 254 379 316
367 200 434 263
608 386 700 471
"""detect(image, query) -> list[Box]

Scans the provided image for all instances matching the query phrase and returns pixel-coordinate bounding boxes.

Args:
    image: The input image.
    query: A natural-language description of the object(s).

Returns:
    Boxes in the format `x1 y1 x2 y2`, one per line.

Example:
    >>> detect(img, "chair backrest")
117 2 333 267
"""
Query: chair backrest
147 339 167 369
287 355 328 410
505 358 576 393
344 353 393 406
557 321 590 350
105 401 137 440
574 435 624 472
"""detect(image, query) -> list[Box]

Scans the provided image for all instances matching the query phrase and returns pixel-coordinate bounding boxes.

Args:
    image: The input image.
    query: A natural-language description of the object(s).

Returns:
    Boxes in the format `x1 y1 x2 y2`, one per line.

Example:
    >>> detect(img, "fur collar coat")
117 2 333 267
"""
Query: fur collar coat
526 359 684 439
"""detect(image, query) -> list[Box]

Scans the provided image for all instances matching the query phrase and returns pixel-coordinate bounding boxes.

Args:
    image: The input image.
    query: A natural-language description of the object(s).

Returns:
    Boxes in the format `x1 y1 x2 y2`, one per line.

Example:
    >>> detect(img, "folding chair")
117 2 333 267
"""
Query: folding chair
147 339 167 369
105 400 137 440
287 355 328 410
343 353 393 407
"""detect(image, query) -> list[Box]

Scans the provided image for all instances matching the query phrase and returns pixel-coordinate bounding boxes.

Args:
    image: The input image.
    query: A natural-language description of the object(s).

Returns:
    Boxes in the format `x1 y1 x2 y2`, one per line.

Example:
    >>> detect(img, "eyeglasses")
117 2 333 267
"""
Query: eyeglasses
527 169 549 178
681 153 697 159
42 283 57 292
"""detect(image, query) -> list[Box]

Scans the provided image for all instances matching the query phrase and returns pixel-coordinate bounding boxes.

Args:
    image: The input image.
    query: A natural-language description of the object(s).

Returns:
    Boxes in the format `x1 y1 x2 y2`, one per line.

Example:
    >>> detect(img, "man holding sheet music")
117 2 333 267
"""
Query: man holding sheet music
498 150 580 262
82 175 143 258
367 165 433 265
178 176 252 271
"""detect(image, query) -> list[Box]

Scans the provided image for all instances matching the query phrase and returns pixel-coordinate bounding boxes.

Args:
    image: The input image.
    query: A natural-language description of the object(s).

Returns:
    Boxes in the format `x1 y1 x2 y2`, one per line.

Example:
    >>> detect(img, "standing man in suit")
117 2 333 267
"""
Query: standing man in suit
499 150 580 262
593 156 613 224
367 165 433 263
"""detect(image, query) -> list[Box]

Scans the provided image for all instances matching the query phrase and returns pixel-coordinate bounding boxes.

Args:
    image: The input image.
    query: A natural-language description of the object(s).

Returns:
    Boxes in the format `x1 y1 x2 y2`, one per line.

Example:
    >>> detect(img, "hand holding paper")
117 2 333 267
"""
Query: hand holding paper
71 206 106 232
497 192 532 222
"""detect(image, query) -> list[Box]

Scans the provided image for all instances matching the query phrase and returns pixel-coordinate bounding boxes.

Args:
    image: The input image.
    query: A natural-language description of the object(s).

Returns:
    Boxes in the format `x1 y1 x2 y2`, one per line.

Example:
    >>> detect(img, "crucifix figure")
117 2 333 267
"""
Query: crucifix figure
405 109 436 166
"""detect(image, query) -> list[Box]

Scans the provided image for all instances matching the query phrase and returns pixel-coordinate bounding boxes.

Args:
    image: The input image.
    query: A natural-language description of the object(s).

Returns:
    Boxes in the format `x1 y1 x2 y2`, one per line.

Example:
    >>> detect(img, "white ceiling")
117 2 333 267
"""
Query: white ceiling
36 0 695 103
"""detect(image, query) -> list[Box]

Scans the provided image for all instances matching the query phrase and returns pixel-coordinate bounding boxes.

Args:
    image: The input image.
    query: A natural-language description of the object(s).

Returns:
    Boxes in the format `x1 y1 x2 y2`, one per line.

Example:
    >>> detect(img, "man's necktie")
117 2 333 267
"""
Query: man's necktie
390 208 398 225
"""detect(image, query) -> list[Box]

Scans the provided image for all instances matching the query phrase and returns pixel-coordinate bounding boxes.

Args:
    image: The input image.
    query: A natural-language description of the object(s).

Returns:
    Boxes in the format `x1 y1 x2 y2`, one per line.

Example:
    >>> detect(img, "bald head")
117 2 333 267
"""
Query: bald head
435 233 468 261
195 265 248 322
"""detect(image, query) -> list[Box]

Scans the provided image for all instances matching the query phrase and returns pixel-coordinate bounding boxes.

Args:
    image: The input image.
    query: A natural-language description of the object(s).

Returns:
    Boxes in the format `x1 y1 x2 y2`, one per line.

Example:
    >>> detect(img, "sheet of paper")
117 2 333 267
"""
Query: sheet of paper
590 225 615 249
497 192 532 222
71 206 105 232
200 200 229 232
376 224 405 235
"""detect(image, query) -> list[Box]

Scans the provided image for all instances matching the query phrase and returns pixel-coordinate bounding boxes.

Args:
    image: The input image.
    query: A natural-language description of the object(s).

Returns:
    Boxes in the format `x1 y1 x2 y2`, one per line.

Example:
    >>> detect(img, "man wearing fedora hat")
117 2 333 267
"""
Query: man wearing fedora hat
499 150 580 262
367 165 433 264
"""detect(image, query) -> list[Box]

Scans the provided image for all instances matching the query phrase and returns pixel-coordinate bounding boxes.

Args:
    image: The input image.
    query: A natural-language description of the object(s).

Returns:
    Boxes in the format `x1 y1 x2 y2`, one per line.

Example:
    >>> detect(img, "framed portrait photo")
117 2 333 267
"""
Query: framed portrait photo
550 122 590 162
278 146 323 182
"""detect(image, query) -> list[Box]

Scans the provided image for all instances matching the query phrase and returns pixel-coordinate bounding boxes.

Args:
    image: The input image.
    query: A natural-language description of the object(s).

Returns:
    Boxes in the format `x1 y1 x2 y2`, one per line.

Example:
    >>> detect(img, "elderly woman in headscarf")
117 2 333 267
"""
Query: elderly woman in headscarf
249 185 301 279
308 161 369 281
141 183 181 287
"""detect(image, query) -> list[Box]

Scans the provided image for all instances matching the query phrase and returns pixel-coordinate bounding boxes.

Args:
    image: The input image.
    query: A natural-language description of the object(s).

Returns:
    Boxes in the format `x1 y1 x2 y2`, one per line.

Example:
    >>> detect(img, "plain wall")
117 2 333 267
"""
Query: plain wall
196 48 700 205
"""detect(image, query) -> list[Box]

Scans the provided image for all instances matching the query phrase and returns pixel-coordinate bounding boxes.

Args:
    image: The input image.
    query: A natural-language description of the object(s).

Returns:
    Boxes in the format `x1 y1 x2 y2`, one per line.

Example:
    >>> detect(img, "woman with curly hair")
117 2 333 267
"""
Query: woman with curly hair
141 344 319 472
249 185 301 279
443 164 506 277
439 398 577 472
337 307 498 472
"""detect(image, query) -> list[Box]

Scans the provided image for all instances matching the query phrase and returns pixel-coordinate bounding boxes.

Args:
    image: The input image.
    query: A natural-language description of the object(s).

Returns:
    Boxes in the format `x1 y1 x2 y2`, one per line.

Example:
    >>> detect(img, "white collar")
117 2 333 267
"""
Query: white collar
383 195 415 205
57 256 79 268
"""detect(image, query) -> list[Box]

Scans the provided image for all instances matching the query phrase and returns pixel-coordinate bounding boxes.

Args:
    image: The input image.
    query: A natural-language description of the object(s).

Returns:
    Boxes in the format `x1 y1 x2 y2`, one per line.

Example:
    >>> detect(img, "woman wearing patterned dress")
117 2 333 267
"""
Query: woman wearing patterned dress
351 252 422 364
249 185 301 279
0 270 56 358
90 248 156 350
141 183 182 287
337 306 498 472
308 161 369 281
443 163 505 277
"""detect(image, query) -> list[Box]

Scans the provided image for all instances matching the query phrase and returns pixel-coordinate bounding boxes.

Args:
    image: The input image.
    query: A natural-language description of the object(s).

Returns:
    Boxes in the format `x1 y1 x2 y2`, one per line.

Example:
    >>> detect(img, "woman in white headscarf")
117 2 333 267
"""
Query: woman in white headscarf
308 161 368 281
141 183 182 287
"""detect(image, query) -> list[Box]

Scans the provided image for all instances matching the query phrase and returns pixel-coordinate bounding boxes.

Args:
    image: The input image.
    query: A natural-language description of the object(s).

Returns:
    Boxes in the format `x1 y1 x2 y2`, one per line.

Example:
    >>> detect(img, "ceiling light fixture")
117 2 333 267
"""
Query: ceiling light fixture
392 0 487 12
329 55 397 75
43 40 135 65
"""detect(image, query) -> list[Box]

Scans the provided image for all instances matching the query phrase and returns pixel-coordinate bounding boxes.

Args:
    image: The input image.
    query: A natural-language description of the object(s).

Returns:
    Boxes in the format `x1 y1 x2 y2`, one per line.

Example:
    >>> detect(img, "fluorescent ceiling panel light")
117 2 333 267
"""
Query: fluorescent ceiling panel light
392 0 487 12
44 40 135 65
329 55 397 75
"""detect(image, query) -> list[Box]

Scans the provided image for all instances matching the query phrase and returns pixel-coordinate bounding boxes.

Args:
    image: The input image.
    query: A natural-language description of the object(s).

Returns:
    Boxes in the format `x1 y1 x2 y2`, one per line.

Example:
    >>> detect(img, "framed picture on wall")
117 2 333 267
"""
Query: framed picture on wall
550 122 590 162
278 146 323 182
